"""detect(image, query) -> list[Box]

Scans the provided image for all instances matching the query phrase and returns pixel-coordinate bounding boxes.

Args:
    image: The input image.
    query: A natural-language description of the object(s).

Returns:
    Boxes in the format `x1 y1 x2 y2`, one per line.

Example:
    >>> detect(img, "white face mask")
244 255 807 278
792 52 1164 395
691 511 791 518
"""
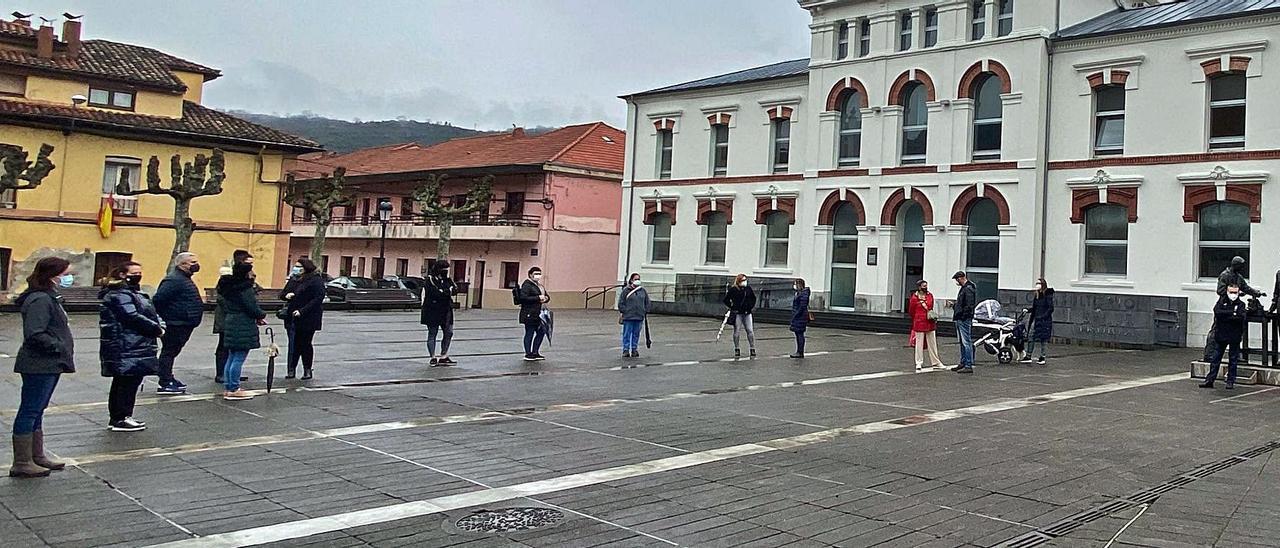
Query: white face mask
1034 284 1043 291
631 279 641 287
532 273 543 281
739 280 748 287
1228 293 1240 301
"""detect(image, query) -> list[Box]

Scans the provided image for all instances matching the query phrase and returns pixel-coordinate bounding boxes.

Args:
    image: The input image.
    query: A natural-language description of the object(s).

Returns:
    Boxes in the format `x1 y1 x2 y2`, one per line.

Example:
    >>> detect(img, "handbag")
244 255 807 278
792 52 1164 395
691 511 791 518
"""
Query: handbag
919 295 938 321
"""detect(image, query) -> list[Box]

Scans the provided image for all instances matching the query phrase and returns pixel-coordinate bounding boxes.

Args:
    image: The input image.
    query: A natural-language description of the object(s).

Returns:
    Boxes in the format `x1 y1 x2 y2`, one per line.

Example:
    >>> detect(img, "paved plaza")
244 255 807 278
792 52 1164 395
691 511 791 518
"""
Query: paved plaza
2 309 1279 548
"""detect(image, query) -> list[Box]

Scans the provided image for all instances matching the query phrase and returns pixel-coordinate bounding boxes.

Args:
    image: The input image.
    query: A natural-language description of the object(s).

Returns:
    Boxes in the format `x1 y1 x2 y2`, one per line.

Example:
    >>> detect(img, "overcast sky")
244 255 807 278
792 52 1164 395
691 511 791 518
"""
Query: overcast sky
21 1 811 130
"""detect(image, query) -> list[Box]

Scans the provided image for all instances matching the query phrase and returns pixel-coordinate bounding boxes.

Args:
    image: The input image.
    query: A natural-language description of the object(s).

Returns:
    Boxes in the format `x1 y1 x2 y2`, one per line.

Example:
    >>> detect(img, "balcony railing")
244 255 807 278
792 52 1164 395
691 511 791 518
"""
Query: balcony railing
293 212 540 228
102 195 138 216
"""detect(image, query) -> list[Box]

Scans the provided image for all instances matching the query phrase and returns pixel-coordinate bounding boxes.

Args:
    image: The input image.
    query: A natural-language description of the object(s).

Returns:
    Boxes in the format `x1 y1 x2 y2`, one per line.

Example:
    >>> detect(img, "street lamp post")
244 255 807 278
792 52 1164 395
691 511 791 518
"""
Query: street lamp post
376 198 393 278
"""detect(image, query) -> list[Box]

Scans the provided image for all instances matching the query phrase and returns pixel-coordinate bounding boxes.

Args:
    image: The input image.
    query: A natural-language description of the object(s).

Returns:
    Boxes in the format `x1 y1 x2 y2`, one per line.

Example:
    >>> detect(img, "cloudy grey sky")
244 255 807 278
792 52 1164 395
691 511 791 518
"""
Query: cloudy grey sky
21 1 811 129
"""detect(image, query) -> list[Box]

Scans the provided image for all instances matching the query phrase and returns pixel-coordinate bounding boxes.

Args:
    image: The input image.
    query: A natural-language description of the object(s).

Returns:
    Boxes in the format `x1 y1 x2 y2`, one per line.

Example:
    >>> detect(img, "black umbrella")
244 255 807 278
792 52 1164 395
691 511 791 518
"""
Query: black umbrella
264 327 279 393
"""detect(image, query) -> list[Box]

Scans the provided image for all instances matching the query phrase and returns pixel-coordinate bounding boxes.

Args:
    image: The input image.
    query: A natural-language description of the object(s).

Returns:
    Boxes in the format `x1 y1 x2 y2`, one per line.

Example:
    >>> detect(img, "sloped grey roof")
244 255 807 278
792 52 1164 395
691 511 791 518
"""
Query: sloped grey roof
624 58 810 99
1059 0 1280 39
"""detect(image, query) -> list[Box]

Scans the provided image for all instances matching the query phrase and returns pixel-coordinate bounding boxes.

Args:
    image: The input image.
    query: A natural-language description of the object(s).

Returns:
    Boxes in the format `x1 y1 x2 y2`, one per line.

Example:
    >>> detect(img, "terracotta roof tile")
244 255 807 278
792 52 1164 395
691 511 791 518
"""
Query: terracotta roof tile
0 39 220 92
0 97 321 152
0 20 37 39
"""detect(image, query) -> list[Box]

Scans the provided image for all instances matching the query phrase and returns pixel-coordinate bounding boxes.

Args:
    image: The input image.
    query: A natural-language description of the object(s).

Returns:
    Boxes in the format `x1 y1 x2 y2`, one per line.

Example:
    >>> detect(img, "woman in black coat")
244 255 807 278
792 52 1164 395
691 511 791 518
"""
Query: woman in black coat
421 260 459 366
99 261 163 432
10 257 75 478
722 273 757 358
1024 278 1055 365
217 262 267 399
282 258 325 379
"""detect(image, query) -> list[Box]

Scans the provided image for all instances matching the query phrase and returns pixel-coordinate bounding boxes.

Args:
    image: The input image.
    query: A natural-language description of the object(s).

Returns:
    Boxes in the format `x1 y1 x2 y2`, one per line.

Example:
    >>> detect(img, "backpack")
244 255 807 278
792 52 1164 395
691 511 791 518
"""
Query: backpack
512 284 522 306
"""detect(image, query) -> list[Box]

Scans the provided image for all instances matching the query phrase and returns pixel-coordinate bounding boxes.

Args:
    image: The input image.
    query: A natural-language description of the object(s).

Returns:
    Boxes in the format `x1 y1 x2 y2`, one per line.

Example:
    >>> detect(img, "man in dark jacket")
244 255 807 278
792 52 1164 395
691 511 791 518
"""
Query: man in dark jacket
1201 284 1247 389
152 252 202 394
1205 256 1264 361
952 271 977 373
517 267 549 361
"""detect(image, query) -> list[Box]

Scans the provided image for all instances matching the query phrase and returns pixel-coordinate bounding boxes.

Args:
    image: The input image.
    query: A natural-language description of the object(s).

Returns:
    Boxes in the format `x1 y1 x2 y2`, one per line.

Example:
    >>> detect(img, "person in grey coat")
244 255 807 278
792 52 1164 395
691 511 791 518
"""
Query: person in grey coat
10 257 75 478
617 273 651 358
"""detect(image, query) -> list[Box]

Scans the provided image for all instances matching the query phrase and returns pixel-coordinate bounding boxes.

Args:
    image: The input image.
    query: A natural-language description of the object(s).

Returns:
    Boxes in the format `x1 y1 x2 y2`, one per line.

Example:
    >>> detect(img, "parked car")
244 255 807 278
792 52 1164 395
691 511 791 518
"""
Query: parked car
380 275 425 298
326 276 377 302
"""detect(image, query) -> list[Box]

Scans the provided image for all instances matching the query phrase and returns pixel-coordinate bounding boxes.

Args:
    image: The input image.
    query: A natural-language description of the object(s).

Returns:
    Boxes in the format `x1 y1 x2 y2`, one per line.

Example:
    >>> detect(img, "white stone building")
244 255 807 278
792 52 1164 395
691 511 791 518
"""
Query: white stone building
617 0 1280 347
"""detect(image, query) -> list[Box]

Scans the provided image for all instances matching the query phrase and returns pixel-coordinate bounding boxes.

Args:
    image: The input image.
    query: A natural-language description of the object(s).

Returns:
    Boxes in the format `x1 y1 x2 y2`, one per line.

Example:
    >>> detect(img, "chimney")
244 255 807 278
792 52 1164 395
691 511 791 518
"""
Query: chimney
11 16 31 27
62 19 82 57
36 25 54 58
511 127 525 138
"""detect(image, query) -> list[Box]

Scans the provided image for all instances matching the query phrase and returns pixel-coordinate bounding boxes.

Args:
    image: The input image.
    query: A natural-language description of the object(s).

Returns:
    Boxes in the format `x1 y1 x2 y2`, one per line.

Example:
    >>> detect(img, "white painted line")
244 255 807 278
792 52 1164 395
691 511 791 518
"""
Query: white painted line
1211 386 1280 404
1 385 343 417
144 372 1185 548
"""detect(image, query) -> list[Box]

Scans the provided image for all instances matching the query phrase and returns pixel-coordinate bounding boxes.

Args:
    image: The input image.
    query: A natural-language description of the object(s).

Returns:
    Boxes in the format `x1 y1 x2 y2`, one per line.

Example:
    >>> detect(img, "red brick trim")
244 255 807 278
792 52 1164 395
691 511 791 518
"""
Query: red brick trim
880 188 934 226
882 165 938 175
887 69 937 106
1070 188 1138 224
642 200 677 225
957 60 1012 99
951 161 1018 172
1183 184 1262 223
1049 149 1280 170
632 173 804 187
707 112 732 126
1086 70 1129 90
653 119 675 131
1201 56 1251 77
696 198 734 225
755 197 797 225
767 106 795 121
817 190 866 226
817 168 871 178
825 77 871 111
950 185 1011 225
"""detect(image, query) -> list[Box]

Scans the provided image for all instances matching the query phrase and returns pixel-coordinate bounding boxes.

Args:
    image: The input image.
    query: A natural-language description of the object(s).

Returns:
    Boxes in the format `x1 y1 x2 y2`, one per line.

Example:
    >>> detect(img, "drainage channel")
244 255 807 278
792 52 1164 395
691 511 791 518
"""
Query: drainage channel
995 439 1280 548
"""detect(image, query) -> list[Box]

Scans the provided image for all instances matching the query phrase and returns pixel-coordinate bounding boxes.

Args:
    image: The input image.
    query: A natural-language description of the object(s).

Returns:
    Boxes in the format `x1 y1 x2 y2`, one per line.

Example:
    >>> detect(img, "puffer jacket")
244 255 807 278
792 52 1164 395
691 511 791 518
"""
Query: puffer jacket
790 287 811 333
153 268 204 327
217 274 266 350
617 284 650 322
99 281 163 377
14 288 76 374
1029 289 1055 342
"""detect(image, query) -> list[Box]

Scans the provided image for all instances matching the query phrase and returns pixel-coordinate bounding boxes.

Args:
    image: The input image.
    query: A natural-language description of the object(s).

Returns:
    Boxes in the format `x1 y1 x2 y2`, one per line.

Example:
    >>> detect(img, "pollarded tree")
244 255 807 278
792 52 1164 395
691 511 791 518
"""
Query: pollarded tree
413 174 493 260
282 167 354 264
115 149 225 268
0 143 56 193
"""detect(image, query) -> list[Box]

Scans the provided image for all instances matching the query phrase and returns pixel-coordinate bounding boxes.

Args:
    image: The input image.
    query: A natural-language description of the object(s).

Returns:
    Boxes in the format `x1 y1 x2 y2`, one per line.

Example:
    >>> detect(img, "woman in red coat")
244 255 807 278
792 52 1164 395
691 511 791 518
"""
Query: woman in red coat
907 280 945 372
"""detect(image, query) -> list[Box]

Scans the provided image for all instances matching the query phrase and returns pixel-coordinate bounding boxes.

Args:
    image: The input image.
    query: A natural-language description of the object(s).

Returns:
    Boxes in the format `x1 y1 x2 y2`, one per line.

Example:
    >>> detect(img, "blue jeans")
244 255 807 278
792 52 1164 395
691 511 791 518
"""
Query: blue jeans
1203 339 1240 385
621 320 643 351
223 350 250 391
794 329 806 355
285 323 297 370
956 319 974 368
523 324 545 355
13 373 60 435
1026 339 1048 359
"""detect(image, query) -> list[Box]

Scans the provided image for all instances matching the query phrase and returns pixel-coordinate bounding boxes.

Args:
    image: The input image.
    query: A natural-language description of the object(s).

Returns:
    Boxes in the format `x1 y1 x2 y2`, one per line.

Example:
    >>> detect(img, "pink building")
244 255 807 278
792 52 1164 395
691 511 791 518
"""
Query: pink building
286 123 625 308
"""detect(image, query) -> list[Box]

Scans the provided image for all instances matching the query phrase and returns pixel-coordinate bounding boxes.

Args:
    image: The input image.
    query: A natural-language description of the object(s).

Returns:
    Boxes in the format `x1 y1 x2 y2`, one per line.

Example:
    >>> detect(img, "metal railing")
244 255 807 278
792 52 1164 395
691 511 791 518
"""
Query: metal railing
293 212 540 228
582 284 622 310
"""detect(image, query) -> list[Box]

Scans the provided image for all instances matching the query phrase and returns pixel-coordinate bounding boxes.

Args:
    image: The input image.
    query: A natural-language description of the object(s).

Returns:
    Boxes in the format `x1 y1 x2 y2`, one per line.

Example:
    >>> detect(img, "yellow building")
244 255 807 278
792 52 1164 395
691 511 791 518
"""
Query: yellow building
0 17 321 297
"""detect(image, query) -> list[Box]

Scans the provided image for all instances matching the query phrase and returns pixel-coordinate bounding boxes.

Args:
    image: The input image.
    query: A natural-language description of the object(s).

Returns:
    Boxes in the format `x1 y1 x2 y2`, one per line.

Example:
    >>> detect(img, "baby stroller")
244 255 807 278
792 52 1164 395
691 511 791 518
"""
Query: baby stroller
972 299 1028 364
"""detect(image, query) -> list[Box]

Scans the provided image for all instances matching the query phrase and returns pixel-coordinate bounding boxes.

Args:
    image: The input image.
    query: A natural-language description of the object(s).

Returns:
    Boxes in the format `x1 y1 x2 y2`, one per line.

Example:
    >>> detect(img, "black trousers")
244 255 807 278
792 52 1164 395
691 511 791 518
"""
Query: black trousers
108 375 145 422
158 325 194 385
289 327 317 372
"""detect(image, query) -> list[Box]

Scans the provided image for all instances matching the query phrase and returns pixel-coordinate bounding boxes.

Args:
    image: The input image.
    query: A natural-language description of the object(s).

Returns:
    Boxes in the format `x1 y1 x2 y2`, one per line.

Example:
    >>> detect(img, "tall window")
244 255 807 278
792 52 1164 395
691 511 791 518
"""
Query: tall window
901 82 928 165
838 90 863 167
711 123 729 176
1198 202 1250 279
704 211 728 265
771 119 790 174
340 256 353 276
830 203 859 309
971 0 986 40
657 129 673 179
0 188 14 208
1084 205 1128 276
972 74 1003 161
858 19 872 57
836 21 850 60
763 212 790 267
650 213 672 264
102 157 141 216
899 11 913 51
966 199 1000 302
504 192 525 215
396 258 409 277
1094 85 1125 156
1209 73 1246 149
924 7 939 48
997 0 1014 36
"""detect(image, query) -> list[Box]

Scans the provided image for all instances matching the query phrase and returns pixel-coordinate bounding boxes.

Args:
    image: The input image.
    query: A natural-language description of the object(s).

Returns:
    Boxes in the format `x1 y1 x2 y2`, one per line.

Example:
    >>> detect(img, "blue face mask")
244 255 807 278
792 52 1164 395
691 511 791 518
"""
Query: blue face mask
57 273 74 288
291 266 303 276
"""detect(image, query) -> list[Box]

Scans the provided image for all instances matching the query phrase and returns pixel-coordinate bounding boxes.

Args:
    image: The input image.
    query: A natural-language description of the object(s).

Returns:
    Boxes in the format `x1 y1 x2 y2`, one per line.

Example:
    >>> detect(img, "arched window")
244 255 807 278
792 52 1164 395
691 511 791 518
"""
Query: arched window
763 211 790 267
838 90 862 167
972 74 1003 161
703 212 727 266
649 213 672 264
830 203 859 309
1198 202 1250 279
966 199 1000 301
1209 73 1246 149
1084 204 1128 276
901 82 929 165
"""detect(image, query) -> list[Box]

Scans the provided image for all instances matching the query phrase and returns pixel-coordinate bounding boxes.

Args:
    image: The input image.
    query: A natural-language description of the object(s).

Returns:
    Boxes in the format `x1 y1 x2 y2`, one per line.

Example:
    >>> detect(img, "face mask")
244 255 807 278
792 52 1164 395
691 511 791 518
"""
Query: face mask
1034 284 1043 291
739 280 748 287
1229 293 1240 301
56 274 74 288
532 273 543 281
188 264 201 274
291 266 303 276
632 279 641 287
125 274 142 286
795 285 801 291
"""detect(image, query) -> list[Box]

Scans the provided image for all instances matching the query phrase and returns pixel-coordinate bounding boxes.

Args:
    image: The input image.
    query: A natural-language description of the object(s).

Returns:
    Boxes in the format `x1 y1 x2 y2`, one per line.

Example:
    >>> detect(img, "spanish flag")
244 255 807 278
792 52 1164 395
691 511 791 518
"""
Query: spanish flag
97 194 114 238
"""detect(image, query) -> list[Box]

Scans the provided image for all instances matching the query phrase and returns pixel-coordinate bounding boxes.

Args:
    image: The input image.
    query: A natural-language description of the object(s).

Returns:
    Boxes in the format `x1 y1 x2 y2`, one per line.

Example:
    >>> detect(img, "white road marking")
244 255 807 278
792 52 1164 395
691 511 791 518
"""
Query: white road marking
144 372 1185 548
1211 386 1280 404
0 386 343 417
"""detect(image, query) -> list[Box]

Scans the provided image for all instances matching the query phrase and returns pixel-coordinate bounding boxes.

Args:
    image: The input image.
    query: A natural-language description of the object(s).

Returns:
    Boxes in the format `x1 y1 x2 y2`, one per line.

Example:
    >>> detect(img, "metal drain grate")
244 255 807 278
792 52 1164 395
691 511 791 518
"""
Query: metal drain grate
454 507 565 534
995 438 1280 548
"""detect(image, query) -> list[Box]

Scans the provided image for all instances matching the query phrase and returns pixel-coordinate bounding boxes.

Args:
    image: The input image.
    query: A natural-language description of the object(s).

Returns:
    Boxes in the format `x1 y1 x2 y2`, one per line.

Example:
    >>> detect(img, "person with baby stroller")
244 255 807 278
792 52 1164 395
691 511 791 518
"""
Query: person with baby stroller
1022 278 1054 365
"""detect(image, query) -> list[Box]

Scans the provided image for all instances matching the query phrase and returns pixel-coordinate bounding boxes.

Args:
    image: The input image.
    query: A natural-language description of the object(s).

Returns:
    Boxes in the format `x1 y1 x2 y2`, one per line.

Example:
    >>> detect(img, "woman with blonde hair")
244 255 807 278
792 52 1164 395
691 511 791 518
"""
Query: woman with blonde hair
722 274 757 358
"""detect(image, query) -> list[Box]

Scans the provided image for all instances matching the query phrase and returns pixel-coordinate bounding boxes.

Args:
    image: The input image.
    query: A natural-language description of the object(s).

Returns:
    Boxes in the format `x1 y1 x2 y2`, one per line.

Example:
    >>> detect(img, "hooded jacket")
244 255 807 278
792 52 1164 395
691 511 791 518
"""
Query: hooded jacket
98 280 163 377
216 267 266 350
1030 288 1055 341
14 288 75 375
790 287 811 332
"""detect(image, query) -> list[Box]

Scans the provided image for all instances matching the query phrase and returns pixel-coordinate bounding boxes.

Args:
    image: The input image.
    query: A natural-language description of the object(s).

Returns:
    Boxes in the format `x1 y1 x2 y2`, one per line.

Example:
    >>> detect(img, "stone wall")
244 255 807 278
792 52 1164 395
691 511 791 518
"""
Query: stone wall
5 247 95 301
998 289 1188 349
